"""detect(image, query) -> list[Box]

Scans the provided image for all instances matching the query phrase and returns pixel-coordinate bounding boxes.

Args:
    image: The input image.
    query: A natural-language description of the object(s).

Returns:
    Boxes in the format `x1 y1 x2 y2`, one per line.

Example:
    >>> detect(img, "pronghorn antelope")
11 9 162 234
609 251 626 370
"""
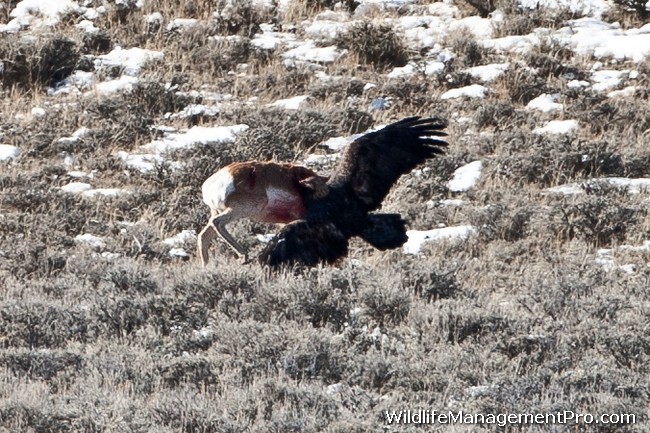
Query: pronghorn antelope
197 116 448 268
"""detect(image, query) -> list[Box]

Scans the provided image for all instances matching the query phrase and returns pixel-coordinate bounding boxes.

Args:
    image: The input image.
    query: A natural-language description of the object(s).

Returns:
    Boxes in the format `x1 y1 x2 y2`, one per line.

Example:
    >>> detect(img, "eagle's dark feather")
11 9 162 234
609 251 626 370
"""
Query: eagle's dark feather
327 116 447 211
261 221 348 267
259 116 448 268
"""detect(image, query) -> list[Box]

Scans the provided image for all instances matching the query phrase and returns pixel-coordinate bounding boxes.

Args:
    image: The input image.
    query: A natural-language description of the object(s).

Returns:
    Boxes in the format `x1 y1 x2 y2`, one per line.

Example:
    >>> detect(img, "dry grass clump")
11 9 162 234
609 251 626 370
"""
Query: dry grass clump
286 0 359 20
0 36 80 90
604 0 650 26
457 0 498 18
491 133 624 186
218 107 343 161
524 39 583 80
491 64 552 104
336 21 408 70
568 95 650 139
492 4 581 37
549 191 643 246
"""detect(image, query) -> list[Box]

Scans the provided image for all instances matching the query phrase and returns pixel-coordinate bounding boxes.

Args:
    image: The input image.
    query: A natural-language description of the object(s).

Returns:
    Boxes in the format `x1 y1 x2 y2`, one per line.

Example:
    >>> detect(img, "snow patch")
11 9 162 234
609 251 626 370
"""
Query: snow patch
95 47 164 76
282 41 347 63
163 230 197 247
269 95 310 110
0 144 20 161
75 233 106 250
526 94 563 112
404 226 476 255
441 84 487 100
546 178 650 195
141 124 249 154
463 63 509 82
448 161 483 192
533 119 579 135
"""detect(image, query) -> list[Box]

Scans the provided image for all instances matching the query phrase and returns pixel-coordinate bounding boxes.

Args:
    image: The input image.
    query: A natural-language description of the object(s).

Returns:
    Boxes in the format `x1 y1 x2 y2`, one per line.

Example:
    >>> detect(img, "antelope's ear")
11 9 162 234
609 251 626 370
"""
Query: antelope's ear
299 176 329 199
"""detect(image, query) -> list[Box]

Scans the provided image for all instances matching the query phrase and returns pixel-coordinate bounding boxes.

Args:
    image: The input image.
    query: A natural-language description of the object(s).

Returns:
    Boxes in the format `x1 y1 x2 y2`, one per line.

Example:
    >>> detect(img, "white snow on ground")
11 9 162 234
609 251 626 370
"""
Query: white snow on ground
0 144 20 161
591 69 628 91
95 47 165 76
74 233 106 250
60 182 129 197
448 161 483 192
251 24 297 50
533 119 579 135
256 234 275 243
81 188 128 198
482 33 541 54
49 71 95 96
168 248 189 258
568 79 591 88
170 104 221 119
304 11 353 40
595 240 650 274
441 85 487 100
76 19 99 34
60 182 92 194
526 94 563 112
163 230 197 247
439 199 465 207
448 14 497 39
564 19 650 62
95 76 139 94
282 41 347 63
166 18 199 32
608 86 637 98
546 178 650 195
58 127 91 144
269 95 310 110
463 63 509 82
31 107 46 117
0 0 82 32
404 226 476 255
320 133 365 151
115 124 248 173
115 152 168 173
387 61 445 79
519 0 610 18
481 17 650 62
141 124 249 154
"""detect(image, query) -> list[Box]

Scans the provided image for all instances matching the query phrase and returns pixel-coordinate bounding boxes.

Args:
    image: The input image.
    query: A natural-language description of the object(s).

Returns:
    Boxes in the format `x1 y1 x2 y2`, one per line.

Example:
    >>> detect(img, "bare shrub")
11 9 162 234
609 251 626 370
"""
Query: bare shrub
492 134 624 186
549 194 640 246
524 39 583 79
219 107 340 161
492 65 550 104
2 350 84 381
0 36 80 90
0 303 94 348
212 0 265 37
336 21 408 70
309 78 365 102
446 30 489 67
493 5 580 37
568 96 650 138
458 0 497 17
605 0 650 23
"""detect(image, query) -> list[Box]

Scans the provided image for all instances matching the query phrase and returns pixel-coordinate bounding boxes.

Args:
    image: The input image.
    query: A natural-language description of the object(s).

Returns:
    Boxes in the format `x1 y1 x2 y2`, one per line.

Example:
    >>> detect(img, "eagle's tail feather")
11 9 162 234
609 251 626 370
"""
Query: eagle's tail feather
358 213 408 250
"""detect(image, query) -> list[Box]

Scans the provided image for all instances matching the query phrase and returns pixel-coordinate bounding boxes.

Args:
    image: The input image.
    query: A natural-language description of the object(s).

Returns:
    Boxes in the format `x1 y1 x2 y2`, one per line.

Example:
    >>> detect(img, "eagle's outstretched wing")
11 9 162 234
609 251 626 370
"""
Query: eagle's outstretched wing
327 116 447 211
259 220 348 267
260 116 447 269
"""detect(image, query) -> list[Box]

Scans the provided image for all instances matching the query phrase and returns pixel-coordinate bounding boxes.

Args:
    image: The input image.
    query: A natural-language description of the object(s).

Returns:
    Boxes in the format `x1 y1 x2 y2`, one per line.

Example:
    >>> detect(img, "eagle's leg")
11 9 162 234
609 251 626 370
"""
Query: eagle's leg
211 209 248 263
